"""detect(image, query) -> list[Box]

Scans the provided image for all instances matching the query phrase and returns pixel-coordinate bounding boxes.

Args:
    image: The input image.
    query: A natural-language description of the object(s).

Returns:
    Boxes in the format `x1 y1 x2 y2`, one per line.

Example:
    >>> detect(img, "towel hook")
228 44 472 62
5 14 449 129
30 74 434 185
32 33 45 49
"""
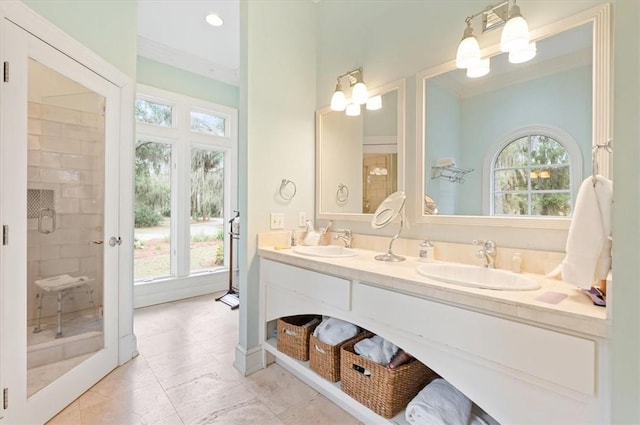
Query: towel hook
279 179 296 201
592 139 612 187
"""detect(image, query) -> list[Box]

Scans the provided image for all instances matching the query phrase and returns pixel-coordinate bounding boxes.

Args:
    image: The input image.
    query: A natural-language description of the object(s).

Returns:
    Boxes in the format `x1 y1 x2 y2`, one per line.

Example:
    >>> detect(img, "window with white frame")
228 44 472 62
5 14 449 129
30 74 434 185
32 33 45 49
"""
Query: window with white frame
491 132 575 217
134 85 237 284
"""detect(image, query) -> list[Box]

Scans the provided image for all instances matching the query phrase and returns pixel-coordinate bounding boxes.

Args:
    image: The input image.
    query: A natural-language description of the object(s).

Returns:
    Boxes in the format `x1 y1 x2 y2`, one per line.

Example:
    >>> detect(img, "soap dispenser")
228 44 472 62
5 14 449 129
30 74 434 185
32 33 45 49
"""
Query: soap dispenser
419 239 435 262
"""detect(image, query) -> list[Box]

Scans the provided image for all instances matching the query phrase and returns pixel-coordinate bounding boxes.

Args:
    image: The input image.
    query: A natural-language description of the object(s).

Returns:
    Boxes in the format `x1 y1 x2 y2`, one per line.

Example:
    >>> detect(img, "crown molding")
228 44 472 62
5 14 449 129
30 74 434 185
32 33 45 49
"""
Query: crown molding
137 36 239 86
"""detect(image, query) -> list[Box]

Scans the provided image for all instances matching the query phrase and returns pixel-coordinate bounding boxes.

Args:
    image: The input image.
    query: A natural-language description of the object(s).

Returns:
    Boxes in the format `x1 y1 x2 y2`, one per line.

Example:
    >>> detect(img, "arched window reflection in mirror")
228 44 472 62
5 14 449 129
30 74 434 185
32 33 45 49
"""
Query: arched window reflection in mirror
416 4 610 229
491 133 577 217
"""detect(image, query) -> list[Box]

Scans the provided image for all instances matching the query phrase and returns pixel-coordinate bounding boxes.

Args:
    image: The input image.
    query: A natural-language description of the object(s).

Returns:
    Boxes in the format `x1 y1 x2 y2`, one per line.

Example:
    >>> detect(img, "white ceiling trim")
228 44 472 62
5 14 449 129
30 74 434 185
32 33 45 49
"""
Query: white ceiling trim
137 35 239 86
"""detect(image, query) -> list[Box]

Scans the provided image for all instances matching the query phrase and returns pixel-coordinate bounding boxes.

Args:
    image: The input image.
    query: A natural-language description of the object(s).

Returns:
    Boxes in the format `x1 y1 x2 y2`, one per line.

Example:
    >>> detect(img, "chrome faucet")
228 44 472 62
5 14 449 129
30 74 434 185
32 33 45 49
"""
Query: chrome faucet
334 229 353 248
473 239 496 268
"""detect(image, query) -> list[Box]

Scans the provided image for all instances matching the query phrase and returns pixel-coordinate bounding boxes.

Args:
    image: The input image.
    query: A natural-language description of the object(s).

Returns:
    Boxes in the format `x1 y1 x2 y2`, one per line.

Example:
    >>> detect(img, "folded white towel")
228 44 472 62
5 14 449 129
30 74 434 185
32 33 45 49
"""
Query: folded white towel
354 335 398 365
406 378 472 425
549 175 612 289
312 317 359 346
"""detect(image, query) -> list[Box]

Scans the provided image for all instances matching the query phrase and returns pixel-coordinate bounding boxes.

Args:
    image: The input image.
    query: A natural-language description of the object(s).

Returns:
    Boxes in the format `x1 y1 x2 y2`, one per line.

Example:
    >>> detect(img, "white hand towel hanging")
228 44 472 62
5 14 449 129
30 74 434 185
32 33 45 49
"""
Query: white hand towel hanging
551 175 612 289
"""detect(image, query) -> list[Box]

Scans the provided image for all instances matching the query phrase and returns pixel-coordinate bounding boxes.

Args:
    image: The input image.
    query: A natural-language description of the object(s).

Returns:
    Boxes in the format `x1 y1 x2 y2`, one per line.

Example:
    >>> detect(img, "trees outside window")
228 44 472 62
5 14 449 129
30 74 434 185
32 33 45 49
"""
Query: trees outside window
493 134 572 216
134 86 237 285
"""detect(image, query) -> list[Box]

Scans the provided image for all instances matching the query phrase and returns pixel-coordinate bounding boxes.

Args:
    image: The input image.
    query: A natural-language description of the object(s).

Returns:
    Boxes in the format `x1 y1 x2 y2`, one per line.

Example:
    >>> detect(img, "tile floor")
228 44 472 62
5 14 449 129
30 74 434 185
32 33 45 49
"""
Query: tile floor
47 293 361 425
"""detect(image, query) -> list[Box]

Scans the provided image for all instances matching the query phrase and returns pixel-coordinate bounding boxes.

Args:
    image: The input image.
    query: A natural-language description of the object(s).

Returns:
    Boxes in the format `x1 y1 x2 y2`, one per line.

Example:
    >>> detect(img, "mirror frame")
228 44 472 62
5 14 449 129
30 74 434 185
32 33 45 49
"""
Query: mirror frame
415 4 610 229
316 79 406 222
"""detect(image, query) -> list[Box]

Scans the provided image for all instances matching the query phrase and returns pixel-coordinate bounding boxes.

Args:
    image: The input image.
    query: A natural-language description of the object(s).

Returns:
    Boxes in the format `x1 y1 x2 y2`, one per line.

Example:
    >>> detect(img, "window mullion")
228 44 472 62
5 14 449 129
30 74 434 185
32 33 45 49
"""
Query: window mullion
174 106 192 278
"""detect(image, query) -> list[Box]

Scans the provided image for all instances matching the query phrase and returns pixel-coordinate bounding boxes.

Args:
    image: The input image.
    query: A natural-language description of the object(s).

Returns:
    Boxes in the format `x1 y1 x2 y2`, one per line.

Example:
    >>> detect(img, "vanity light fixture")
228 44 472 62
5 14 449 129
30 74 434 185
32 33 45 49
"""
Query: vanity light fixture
455 19 481 69
205 13 224 27
500 1 529 53
466 57 490 78
454 0 535 78
330 67 377 114
345 103 361 117
366 95 382 111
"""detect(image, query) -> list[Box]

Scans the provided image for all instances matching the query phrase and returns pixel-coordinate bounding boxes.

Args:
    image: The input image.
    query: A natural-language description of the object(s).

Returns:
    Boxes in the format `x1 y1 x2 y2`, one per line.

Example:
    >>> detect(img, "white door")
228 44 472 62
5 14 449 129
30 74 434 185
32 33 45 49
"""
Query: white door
1 20 120 424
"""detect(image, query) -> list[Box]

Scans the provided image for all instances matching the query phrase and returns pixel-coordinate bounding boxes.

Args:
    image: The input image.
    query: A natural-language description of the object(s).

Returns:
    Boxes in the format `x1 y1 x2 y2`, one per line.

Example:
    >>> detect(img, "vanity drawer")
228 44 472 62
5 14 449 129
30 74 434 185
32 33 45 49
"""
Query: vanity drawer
261 260 351 311
352 283 595 396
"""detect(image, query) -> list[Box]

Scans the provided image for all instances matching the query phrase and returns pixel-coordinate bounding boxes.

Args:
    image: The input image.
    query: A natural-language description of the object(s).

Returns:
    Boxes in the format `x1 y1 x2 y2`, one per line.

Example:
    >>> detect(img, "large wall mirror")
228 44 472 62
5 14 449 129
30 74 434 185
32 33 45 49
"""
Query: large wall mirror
416 4 610 229
317 80 405 222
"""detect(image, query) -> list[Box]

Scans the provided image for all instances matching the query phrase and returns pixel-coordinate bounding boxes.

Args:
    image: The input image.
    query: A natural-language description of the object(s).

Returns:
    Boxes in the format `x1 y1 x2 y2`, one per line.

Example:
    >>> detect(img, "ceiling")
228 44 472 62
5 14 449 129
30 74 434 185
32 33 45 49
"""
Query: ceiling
137 0 240 86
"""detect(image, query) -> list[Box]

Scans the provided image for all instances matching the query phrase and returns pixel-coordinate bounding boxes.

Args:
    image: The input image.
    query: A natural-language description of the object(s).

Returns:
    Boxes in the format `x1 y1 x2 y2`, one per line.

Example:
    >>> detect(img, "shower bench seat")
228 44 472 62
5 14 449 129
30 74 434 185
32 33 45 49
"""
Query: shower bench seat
33 274 96 338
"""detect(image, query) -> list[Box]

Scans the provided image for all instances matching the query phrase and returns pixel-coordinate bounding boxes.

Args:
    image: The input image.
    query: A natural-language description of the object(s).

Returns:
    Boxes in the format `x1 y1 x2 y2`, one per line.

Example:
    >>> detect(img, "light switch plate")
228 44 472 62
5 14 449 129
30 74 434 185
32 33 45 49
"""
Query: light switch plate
270 213 284 229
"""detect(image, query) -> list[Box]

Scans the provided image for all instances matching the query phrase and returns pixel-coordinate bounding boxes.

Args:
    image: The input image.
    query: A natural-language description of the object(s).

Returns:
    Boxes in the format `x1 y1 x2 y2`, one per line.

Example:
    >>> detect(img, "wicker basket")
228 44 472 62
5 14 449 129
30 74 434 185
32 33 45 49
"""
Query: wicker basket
309 330 363 382
340 335 438 418
276 315 321 361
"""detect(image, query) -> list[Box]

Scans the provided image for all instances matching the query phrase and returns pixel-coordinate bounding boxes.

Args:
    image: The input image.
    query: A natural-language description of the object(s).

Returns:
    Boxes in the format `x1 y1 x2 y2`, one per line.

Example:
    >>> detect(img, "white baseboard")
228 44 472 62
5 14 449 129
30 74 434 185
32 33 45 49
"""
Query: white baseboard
118 333 138 365
233 344 264 376
134 272 228 308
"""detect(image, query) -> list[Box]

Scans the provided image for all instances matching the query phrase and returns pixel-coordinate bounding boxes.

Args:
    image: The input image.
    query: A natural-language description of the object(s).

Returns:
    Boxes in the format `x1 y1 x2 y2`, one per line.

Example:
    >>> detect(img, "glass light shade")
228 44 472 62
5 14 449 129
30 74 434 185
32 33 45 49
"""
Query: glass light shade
456 35 481 69
345 103 361 116
500 10 530 53
509 41 537 64
351 82 368 105
205 14 224 27
466 58 490 78
330 89 347 111
366 95 382 110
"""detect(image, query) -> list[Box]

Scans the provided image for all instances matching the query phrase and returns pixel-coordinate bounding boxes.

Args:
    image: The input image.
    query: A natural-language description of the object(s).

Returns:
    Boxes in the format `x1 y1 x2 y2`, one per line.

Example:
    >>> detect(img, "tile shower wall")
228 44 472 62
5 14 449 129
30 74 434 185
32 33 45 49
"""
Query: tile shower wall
26 99 105 322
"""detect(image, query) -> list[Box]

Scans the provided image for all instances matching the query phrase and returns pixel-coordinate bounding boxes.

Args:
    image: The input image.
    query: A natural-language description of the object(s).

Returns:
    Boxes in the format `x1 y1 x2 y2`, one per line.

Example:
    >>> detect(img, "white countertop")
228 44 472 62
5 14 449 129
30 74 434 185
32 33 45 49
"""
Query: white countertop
258 246 609 339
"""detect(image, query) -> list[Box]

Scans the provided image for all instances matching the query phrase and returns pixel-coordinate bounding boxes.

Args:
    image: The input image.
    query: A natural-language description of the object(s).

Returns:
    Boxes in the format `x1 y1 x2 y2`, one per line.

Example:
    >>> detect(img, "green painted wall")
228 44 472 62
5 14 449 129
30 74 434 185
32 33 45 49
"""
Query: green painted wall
21 0 136 77
238 0 317 356
137 57 239 108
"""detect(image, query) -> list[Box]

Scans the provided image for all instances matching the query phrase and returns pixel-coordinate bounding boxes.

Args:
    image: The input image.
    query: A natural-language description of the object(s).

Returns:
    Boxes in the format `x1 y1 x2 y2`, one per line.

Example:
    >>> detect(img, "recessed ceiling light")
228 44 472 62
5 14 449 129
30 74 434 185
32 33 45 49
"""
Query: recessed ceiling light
205 13 224 27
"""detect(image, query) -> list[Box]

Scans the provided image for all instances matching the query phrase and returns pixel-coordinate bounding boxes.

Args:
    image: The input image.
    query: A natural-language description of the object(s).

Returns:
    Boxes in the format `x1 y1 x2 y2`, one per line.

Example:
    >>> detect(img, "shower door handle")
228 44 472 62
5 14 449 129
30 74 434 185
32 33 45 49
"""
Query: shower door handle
108 236 122 247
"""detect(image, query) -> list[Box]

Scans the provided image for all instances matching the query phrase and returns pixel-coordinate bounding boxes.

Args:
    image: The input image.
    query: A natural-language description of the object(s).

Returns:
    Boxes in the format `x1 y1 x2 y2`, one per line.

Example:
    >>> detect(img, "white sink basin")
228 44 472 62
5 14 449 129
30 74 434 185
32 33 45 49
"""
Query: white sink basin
416 263 540 291
293 245 357 258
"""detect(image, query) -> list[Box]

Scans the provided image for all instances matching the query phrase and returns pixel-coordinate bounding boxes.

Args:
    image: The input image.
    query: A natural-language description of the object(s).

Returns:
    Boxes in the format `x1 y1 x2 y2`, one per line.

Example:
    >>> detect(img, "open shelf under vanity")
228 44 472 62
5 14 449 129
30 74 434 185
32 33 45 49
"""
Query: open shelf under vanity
263 337 410 425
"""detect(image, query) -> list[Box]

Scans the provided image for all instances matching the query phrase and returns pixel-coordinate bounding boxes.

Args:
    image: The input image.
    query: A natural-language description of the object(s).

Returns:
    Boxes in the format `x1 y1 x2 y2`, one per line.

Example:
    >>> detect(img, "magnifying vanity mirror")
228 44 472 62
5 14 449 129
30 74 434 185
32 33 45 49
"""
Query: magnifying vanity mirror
371 191 406 262
416 4 610 229
316 80 405 222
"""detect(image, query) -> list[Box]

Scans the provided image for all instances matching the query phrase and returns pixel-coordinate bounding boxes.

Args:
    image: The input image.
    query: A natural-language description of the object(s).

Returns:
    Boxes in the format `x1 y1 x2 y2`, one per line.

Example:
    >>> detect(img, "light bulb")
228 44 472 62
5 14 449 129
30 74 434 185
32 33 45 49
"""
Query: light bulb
500 5 530 53
330 84 347 111
456 24 480 69
345 103 361 116
466 57 490 78
366 95 382 110
205 13 224 27
351 82 368 105
508 41 537 64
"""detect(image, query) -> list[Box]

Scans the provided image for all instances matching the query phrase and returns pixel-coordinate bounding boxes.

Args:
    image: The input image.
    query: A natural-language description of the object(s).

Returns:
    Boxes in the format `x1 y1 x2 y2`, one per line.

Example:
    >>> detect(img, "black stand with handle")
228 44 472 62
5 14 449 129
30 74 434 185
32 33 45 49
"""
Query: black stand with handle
216 210 240 310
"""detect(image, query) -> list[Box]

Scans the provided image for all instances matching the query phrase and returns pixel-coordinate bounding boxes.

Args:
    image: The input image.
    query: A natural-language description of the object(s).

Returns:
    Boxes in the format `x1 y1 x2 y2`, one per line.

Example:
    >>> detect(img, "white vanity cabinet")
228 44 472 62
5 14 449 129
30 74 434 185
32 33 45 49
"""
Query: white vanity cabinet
258 252 610 425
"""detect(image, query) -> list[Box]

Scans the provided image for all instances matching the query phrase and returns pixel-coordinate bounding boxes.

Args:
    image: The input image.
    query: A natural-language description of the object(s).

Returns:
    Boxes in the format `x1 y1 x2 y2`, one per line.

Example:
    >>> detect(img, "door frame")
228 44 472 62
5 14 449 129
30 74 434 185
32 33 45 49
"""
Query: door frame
0 1 136 421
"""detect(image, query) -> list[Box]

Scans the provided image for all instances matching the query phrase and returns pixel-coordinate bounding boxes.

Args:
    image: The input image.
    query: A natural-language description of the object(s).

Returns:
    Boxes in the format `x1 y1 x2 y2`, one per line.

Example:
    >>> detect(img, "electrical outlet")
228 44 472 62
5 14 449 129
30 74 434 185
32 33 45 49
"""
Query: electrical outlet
270 212 284 230
298 212 307 227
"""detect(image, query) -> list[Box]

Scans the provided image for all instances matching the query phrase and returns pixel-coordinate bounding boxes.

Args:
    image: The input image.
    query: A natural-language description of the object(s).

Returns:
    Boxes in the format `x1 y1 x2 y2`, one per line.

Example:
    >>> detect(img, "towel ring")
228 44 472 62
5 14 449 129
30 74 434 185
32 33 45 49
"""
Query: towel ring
336 183 349 203
279 179 296 201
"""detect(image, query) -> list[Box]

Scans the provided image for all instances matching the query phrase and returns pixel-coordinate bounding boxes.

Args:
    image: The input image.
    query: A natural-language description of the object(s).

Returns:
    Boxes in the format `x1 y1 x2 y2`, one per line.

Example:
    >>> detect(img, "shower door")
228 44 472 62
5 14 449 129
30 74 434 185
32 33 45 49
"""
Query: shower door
1 20 120 424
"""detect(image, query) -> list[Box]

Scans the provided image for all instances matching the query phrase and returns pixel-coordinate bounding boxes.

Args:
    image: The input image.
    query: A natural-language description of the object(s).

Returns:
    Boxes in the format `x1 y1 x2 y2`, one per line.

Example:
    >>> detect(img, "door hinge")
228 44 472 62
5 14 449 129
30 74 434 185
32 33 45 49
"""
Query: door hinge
2 225 7 245
3 62 8 82
3 388 7 409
